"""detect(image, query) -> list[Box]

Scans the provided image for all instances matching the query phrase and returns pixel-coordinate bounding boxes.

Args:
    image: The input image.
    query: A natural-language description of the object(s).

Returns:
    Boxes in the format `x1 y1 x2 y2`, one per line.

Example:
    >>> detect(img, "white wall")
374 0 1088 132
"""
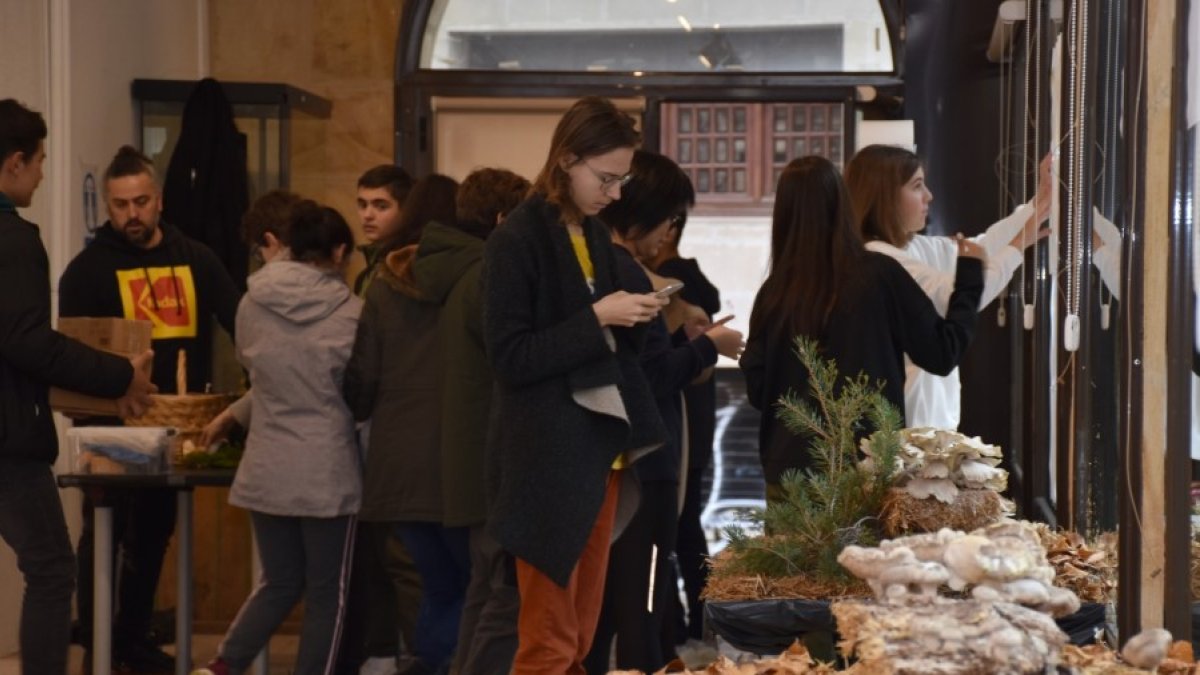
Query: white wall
0 0 206 657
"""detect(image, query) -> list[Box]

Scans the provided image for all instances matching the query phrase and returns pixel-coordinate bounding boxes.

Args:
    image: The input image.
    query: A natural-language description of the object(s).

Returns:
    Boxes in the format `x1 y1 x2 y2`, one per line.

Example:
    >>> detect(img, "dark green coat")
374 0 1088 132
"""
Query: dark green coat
413 222 491 527
344 245 443 522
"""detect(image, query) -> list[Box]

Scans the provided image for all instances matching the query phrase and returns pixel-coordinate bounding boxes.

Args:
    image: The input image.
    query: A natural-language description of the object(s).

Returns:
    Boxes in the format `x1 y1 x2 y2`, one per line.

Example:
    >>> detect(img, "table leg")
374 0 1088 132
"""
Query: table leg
176 491 194 675
94 505 113 675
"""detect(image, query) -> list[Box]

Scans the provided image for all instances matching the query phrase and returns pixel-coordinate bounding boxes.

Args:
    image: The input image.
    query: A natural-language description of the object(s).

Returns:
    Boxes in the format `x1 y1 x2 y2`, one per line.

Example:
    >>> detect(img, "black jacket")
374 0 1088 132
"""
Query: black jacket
482 195 666 587
162 78 250 291
0 198 133 463
656 256 721 475
741 253 983 485
613 246 717 484
58 222 240 393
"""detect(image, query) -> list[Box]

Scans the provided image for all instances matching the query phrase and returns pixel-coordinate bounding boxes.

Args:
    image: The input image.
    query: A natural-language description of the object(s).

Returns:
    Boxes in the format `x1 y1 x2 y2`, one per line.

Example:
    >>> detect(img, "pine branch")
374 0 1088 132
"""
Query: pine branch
714 335 904 586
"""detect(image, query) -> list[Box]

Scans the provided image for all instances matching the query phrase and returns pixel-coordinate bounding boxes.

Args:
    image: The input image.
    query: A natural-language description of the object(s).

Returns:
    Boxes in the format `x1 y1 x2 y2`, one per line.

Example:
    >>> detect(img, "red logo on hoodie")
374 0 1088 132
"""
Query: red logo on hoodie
116 267 198 339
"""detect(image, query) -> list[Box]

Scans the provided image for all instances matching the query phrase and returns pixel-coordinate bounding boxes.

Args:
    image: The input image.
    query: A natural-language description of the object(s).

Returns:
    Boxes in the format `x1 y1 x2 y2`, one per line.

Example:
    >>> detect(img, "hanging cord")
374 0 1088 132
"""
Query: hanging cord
1022 0 1041 329
1097 0 1123 328
1063 0 1089 353
1122 0 1148 535
998 20 1015 327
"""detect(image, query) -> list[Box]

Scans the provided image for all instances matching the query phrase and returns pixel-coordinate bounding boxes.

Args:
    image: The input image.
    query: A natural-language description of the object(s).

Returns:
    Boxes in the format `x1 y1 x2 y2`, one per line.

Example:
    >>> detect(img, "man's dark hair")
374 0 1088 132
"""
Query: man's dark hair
104 145 157 186
357 164 415 205
455 168 530 239
0 99 47 164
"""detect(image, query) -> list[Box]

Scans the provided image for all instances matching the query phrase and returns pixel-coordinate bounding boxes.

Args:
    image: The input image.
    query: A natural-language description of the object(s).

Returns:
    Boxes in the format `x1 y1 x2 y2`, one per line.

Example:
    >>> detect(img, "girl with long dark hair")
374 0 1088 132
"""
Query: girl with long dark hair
741 156 985 496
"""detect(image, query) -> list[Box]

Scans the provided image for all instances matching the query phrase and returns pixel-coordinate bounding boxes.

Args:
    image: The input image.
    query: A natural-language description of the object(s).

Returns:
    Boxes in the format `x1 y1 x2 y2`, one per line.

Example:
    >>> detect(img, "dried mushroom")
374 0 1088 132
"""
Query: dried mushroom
1034 524 1118 604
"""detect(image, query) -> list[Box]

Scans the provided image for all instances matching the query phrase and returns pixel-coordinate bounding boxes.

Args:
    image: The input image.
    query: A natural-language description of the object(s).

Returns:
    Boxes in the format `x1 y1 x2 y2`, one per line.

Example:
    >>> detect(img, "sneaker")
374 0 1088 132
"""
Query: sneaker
359 656 398 675
677 638 719 670
190 658 230 675
80 651 133 675
114 641 174 674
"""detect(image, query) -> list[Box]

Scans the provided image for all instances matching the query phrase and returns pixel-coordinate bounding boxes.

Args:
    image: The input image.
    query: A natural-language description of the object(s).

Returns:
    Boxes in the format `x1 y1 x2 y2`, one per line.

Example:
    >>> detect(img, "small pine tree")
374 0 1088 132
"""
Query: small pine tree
721 336 902 584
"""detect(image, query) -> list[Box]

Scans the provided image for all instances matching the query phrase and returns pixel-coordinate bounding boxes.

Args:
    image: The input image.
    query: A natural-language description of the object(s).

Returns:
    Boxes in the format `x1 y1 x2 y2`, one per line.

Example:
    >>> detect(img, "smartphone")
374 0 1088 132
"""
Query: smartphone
654 282 685 299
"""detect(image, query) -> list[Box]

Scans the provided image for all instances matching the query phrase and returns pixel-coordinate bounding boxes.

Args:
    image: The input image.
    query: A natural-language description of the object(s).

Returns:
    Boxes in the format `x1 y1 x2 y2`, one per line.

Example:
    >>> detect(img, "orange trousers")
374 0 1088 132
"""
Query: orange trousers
511 471 621 675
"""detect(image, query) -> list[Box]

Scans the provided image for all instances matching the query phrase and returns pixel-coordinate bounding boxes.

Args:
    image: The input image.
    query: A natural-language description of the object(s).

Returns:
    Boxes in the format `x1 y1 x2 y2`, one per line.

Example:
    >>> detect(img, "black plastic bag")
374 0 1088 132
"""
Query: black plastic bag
706 599 1107 655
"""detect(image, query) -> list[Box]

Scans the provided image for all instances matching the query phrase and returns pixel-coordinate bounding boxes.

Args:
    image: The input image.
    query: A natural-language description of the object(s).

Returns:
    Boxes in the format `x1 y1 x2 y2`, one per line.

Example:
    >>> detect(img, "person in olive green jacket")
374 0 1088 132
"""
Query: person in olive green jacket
344 174 462 675
412 168 529 675
343 163 418 675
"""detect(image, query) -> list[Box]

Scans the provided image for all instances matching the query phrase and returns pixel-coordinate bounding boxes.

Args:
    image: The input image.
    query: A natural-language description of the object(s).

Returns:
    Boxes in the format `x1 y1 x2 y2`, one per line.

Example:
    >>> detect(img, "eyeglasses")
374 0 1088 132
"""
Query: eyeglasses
583 160 634 191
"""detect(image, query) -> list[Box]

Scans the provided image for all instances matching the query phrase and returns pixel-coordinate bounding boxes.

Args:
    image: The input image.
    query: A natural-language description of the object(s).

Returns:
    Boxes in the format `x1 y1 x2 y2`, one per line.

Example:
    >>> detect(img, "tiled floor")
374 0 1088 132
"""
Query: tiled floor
0 634 301 675
0 634 756 674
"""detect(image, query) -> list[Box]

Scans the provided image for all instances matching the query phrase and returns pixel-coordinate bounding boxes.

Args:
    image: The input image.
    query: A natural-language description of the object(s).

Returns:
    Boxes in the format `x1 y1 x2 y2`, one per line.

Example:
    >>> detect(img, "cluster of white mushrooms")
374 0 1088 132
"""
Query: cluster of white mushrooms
831 521 1078 673
838 520 1080 617
861 428 1009 504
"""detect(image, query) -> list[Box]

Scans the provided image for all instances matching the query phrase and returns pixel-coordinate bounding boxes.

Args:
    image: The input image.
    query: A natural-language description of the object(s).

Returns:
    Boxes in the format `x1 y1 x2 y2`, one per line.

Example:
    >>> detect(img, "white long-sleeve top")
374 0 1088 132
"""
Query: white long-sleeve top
865 202 1035 429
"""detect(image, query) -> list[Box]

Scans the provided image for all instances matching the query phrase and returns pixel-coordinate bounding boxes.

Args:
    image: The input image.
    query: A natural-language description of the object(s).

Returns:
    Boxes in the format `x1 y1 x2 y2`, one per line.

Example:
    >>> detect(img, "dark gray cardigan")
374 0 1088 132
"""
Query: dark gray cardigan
482 194 666 587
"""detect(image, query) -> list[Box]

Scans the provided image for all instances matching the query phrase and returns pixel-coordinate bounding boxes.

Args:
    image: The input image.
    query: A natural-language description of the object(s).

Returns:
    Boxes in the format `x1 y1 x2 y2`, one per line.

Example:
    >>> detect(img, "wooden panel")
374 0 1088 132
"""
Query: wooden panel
431 96 644 182
1137 0 1178 631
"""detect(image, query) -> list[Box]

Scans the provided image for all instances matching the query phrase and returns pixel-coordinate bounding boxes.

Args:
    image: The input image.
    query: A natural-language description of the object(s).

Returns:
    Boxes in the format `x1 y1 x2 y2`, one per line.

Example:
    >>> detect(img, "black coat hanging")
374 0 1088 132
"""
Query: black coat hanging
162 78 251 291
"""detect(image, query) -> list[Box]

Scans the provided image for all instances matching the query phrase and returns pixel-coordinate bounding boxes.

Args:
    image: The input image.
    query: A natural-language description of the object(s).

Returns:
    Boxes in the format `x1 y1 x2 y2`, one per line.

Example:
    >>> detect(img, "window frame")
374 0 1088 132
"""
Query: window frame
394 0 903 176
661 101 851 215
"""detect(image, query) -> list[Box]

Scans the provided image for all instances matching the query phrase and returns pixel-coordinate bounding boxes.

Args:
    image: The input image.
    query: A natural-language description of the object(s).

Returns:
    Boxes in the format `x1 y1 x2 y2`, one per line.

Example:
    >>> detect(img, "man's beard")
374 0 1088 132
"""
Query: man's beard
120 219 156 246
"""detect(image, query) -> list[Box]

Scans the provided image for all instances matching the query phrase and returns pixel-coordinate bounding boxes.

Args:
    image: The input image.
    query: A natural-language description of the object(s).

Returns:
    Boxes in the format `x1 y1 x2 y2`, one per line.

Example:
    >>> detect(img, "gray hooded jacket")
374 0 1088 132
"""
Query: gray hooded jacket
230 260 364 517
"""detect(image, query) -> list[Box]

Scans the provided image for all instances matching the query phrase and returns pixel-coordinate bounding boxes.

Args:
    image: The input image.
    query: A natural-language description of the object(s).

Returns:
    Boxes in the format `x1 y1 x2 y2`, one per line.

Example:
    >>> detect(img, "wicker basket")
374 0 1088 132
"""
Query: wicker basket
125 393 236 438
125 393 235 433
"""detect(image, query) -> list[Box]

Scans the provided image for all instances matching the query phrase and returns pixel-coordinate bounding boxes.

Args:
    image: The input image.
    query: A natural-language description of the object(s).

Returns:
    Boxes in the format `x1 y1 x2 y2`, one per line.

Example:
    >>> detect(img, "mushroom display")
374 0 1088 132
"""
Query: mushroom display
830 520 1087 673
831 597 1069 674
863 428 1013 536
837 520 1079 617
862 428 1009 504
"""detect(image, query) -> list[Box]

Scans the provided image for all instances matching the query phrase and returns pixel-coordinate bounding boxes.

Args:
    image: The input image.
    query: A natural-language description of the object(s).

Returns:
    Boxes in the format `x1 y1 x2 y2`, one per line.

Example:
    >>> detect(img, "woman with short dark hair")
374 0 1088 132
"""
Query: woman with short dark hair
586 150 742 674
197 202 362 675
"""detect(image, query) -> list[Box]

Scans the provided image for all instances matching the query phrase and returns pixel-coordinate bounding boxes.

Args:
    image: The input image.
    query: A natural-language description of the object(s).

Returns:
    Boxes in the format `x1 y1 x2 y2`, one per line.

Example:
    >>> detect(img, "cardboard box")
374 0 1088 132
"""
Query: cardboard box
49 317 153 417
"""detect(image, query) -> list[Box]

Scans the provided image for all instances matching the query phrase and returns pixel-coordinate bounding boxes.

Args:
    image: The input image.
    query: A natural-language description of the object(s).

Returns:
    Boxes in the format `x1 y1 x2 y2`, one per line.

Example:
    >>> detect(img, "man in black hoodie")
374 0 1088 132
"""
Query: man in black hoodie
0 99 157 675
59 145 240 672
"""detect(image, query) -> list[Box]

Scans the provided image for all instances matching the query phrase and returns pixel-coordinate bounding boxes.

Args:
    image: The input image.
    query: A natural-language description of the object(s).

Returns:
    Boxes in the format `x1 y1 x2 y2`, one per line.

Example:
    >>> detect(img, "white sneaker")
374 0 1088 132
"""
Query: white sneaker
359 656 399 675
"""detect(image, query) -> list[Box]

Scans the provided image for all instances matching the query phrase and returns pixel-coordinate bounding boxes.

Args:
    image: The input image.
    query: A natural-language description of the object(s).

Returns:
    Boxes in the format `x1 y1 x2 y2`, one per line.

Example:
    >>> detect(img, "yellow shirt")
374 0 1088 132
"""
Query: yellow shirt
569 229 625 470
569 231 595 288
